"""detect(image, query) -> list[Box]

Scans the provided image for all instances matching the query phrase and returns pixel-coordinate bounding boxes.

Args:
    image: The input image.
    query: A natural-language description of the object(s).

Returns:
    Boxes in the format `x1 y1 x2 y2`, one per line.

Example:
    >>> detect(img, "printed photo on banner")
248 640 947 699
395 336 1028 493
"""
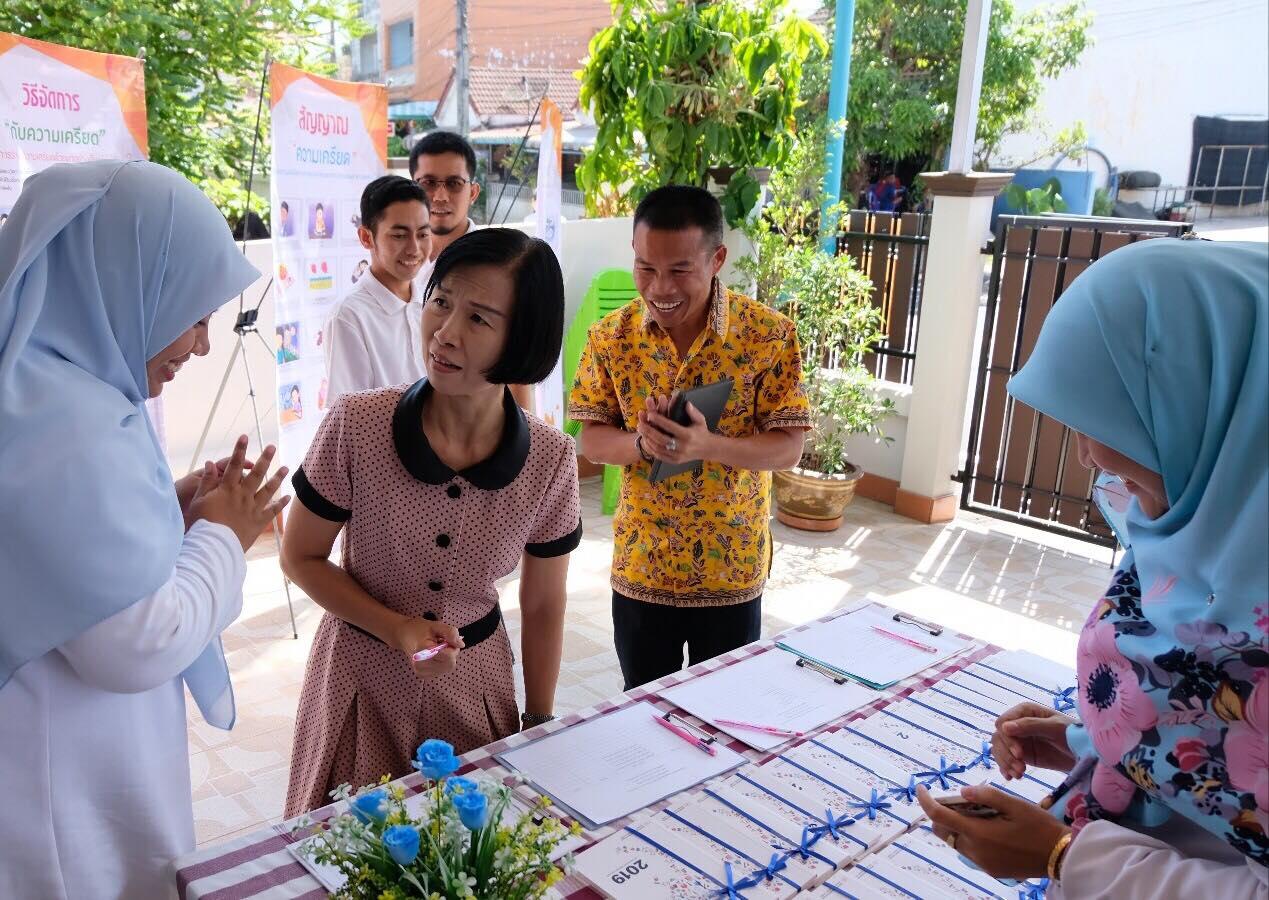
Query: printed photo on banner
350 258 369 284
307 200 334 239
0 210 9 228
276 260 297 292
279 381 305 426
307 258 334 292
276 199 298 238
275 322 301 364
317 378 329 413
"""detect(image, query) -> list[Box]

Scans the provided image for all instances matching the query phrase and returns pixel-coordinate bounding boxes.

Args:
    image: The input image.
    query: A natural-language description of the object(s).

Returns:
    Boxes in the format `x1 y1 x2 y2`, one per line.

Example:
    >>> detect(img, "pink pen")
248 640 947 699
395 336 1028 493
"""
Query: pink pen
714 718 803 738
412 641 450 662
652 713 717 756
870 625 938 654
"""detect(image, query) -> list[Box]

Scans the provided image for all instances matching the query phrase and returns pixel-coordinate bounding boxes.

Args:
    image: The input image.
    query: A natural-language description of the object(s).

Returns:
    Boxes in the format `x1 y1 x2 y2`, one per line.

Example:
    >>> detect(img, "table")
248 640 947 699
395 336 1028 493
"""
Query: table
175 601 994 899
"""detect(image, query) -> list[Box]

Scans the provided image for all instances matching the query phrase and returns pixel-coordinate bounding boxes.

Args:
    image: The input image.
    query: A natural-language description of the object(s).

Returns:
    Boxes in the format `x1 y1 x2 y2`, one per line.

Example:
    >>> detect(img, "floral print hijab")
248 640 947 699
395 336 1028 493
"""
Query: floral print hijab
1007 238 1268 866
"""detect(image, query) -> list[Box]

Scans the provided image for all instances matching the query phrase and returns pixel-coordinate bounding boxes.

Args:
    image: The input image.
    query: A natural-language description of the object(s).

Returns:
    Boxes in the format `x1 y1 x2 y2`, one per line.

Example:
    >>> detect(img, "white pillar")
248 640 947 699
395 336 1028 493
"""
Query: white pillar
946 0 992 173
895 172 1011 523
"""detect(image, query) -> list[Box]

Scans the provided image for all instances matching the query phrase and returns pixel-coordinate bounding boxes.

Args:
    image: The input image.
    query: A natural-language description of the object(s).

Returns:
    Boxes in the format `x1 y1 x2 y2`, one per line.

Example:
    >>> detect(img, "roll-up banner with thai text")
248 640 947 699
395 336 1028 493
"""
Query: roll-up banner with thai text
532 98 565 429
269 62 387 482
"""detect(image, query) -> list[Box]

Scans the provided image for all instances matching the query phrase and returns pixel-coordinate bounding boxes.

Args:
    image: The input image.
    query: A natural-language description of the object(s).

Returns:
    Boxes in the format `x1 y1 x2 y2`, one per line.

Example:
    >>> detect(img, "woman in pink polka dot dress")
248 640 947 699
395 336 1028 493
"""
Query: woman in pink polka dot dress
280 229 581 816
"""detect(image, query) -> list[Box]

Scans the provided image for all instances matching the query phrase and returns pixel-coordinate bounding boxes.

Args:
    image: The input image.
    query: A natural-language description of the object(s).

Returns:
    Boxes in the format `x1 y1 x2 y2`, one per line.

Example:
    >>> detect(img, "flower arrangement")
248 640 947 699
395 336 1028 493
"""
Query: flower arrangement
297 739 579 899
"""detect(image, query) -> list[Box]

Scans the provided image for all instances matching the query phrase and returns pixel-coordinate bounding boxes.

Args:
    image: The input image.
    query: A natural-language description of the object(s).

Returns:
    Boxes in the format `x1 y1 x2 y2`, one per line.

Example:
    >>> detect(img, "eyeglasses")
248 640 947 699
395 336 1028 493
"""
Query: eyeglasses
415 176 471 194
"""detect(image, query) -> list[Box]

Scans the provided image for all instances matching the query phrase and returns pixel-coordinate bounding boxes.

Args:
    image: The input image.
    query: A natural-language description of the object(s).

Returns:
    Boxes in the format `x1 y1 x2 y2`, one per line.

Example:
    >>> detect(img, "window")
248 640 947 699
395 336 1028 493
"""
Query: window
353 32 380 79
388 19 413 69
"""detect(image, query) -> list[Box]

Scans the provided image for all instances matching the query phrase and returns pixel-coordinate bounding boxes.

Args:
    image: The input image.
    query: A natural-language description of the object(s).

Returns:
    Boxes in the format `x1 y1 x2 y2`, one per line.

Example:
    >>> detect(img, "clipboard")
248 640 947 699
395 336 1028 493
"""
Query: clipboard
648 377 734 484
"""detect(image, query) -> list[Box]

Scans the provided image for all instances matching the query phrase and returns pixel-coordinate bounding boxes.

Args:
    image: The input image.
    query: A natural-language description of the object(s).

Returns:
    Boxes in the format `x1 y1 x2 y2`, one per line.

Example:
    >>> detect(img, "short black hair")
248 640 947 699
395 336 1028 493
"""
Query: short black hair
360 175 430 233
280 200 289 212
425 228 563 385
315 202 325 212
409 130 478 180
633 185 724 248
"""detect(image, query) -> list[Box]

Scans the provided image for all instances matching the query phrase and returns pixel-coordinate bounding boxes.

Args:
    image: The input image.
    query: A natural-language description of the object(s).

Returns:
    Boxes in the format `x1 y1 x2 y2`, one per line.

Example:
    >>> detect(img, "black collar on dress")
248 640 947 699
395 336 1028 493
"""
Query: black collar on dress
392 378 530 490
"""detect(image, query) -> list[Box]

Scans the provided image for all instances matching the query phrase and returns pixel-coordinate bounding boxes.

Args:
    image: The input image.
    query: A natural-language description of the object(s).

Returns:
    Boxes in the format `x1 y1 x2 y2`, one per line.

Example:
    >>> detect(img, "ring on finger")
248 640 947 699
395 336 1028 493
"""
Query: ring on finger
667 438 677 452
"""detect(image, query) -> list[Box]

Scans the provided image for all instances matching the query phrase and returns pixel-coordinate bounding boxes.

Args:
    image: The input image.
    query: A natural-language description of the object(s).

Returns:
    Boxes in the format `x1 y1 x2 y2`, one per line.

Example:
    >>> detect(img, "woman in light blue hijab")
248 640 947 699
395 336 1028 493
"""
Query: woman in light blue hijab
919 238 1268 898
0 160 289 900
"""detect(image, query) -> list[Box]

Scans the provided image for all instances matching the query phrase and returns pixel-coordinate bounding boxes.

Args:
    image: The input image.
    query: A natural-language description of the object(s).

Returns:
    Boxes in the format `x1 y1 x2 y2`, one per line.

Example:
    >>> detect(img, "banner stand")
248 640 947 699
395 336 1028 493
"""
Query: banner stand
186 55 298 639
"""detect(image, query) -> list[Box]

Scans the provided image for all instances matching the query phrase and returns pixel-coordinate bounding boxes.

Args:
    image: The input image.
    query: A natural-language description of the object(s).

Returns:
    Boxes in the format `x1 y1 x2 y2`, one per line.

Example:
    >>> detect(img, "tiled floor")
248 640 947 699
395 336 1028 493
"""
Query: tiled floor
189 477 1115 847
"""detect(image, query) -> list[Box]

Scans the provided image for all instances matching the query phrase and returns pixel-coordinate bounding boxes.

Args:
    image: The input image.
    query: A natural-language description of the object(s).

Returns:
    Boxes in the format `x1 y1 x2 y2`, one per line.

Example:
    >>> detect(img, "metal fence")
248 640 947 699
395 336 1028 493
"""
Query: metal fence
836 210 932 384
960 214 1192 546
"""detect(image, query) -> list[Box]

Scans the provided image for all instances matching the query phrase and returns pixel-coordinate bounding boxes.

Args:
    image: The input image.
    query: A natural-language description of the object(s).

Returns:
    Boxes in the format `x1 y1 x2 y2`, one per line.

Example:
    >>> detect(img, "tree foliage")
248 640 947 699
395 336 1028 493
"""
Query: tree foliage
826 0 1090 182
0 0 364 222
576 0 826 222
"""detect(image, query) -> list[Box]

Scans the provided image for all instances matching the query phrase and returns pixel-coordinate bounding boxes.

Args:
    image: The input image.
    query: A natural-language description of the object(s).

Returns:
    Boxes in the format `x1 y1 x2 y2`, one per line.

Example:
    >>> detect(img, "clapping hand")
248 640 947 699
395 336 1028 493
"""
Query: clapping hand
186 435 290 552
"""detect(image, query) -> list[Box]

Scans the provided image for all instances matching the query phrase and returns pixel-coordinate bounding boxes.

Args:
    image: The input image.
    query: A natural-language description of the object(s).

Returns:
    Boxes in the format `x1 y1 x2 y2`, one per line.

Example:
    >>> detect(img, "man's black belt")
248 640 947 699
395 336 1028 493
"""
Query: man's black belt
344 604 502 650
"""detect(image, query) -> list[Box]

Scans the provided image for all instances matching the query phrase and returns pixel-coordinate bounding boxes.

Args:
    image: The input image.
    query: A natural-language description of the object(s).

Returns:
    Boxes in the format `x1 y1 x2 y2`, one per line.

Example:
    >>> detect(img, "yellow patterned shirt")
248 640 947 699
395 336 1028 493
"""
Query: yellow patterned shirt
568 281 811 607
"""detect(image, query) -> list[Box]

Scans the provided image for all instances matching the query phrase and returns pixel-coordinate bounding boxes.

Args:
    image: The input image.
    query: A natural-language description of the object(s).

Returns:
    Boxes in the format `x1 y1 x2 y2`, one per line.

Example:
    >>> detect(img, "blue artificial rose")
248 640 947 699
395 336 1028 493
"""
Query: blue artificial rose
452 790 489 830
383 824 421 866
413 739 460 781
350 788 389 825
445 776 479 796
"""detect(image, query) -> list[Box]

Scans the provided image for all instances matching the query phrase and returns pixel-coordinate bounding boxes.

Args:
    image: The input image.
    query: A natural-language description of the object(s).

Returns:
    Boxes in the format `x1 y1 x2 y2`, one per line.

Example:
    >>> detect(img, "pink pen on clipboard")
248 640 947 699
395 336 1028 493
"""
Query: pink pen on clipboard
870 625 938 653
652 713 717 756
412 642 450 663
714 718 804 738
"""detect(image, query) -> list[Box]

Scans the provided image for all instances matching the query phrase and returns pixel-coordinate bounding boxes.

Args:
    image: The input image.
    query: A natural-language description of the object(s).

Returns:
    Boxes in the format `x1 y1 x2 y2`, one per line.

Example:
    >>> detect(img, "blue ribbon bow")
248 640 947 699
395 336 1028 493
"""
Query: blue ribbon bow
1052 686 1077 712
914 755 967 790
716 861 742 899
1019 877 1051 899
889 774 920 803
966 741 994 770
759 852 788 881
849 788 893 821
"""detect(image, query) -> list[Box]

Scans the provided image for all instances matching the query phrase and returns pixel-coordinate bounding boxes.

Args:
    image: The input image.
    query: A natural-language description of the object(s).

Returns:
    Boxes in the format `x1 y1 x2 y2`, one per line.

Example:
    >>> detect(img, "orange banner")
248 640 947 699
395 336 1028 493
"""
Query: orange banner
0 32 147 157
270 62 387 168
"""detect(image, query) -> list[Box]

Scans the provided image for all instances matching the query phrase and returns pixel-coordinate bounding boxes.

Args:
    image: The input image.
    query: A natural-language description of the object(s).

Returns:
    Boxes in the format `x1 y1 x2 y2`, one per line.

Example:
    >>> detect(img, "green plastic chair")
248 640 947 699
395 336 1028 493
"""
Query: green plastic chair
563 269 640 515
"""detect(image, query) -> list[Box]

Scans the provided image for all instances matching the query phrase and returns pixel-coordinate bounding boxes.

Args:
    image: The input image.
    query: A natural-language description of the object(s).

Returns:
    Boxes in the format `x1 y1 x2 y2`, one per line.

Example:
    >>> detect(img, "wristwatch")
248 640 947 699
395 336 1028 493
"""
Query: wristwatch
521 711 556 729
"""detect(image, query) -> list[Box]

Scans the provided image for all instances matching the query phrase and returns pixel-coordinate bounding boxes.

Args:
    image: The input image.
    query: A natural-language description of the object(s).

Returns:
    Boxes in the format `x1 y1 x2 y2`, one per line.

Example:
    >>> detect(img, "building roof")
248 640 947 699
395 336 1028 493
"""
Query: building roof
437 67 582 122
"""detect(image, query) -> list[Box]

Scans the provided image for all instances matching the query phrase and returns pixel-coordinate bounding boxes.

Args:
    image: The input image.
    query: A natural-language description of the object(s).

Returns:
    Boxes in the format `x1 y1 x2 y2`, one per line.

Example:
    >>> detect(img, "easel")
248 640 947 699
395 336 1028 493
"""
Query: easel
188 53 298 638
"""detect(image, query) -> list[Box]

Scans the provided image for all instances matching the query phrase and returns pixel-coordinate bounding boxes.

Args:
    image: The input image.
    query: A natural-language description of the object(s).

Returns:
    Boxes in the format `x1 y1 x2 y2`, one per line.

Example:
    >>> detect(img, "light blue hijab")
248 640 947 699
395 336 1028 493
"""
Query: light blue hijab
1009 238 1268 863
0 160 260 729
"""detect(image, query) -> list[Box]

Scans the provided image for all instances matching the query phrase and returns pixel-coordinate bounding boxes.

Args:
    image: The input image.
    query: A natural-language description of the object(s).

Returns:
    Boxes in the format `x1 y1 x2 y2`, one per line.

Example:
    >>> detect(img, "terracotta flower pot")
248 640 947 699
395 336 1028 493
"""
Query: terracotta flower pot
772 463 863 532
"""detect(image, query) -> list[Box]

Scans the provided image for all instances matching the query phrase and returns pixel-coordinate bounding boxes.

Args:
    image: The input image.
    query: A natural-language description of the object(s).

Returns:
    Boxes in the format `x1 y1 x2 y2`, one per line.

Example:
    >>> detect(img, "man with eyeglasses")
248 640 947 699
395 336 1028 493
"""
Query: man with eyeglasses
408 131 481 273
408 131 532 410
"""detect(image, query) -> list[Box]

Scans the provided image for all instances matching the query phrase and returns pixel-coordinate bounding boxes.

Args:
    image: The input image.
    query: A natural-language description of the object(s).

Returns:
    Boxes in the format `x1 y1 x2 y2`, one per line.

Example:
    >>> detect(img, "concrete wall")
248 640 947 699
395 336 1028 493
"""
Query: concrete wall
997 0 1269 187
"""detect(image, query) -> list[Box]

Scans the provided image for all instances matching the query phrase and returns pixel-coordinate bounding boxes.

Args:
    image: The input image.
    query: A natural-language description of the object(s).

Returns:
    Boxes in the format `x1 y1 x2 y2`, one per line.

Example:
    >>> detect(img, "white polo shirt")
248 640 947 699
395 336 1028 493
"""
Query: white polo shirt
324 268 431 405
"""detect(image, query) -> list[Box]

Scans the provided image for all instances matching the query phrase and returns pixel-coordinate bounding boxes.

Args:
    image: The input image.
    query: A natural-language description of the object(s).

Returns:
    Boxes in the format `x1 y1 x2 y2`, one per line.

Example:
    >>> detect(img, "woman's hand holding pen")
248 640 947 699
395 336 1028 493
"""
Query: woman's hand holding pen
391 617 463 679
992 701 1078 783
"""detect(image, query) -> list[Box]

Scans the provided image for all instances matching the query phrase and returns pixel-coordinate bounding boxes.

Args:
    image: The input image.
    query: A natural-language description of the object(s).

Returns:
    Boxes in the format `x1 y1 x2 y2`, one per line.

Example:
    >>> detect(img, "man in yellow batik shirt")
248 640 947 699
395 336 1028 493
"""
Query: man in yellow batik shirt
569 185 811 690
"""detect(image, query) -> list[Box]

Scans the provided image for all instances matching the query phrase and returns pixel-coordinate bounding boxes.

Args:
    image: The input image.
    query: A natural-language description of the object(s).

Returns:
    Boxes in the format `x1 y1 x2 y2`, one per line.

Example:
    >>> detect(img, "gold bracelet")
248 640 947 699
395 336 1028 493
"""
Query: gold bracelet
1047 831 1074 883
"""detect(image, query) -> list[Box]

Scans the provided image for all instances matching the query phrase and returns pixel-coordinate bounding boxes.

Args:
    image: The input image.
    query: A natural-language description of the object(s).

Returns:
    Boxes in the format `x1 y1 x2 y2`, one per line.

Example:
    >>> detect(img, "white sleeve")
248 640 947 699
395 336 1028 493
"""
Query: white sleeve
57 521 246 694
325 310 371 405
1052 820 1268 900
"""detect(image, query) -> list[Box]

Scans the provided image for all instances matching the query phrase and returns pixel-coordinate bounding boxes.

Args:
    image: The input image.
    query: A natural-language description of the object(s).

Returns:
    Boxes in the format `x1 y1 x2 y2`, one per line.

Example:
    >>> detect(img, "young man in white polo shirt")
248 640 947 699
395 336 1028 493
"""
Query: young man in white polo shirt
324 175 432 404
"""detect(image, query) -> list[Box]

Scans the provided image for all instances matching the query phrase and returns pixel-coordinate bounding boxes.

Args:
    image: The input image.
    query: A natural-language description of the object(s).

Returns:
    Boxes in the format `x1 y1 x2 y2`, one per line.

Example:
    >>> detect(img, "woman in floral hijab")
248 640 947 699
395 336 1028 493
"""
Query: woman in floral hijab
919 238 1267 898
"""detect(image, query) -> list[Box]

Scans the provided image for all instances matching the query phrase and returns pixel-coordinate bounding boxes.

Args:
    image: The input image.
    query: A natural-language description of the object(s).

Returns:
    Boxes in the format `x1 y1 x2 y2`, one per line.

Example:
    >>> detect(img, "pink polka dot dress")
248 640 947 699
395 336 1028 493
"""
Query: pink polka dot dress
283 379 581 817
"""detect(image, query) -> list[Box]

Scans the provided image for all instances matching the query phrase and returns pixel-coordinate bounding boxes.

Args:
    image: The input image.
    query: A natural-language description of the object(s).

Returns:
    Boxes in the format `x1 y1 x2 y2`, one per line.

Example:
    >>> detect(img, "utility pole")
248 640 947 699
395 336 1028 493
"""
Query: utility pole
456 0 471 136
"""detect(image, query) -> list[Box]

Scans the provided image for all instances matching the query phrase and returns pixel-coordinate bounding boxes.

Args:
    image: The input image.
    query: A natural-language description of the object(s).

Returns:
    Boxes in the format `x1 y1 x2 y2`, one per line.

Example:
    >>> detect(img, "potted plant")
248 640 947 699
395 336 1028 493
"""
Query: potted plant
734 123 894 531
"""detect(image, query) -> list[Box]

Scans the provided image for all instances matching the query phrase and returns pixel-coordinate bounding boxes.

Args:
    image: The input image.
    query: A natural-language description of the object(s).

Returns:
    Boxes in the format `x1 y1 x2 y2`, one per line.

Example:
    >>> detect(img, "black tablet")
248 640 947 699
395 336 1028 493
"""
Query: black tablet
648 377 734 484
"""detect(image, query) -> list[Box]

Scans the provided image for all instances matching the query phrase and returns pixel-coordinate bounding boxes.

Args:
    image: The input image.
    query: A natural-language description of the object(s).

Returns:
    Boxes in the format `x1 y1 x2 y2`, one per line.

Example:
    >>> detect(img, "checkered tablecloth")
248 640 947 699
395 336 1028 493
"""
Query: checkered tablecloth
175 601 997 899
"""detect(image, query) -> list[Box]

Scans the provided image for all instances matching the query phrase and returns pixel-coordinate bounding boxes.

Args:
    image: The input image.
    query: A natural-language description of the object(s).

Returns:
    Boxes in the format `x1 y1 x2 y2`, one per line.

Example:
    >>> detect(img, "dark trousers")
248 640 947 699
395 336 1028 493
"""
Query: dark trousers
612 590 763 691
